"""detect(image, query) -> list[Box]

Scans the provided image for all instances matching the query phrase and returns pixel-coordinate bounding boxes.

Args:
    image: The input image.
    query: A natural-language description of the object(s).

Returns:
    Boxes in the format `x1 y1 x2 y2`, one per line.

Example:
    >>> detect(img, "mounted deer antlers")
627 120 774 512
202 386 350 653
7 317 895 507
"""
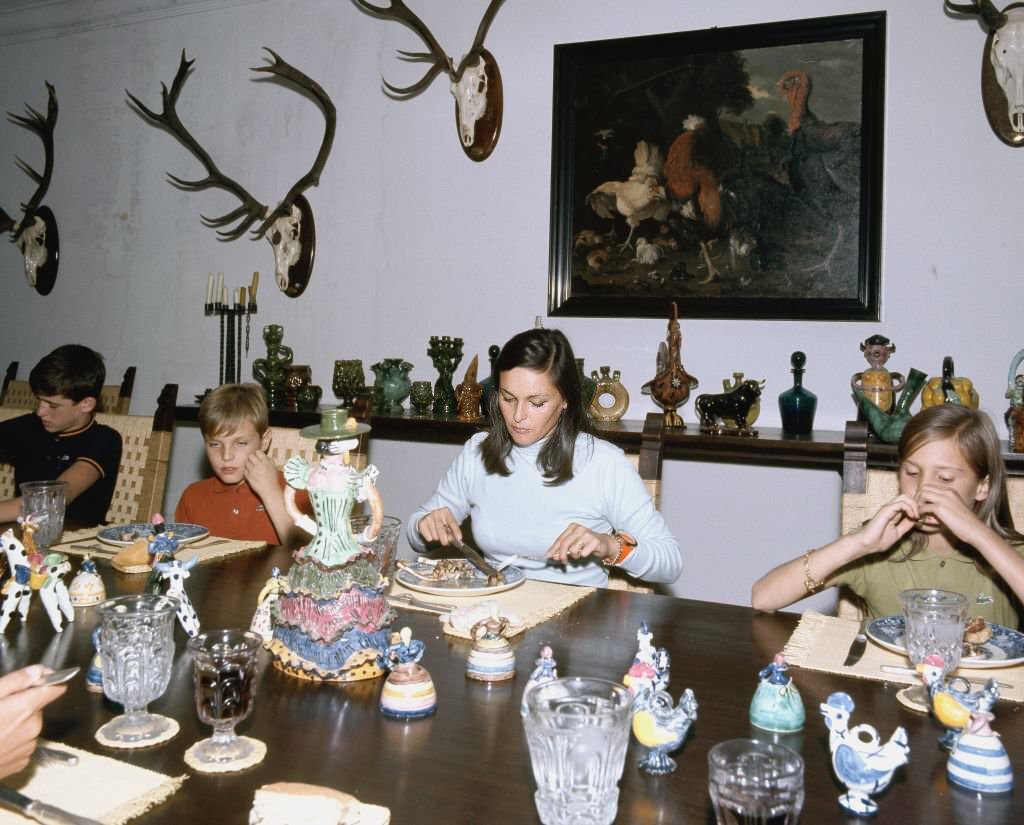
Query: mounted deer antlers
126 49 337 296
353 0 506 161
945 0 1024 145
2 82 60 294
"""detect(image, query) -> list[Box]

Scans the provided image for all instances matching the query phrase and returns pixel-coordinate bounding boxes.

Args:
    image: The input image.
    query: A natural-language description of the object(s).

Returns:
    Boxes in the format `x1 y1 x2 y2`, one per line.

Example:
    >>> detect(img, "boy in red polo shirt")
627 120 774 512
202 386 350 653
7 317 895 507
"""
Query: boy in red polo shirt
175 384 301 544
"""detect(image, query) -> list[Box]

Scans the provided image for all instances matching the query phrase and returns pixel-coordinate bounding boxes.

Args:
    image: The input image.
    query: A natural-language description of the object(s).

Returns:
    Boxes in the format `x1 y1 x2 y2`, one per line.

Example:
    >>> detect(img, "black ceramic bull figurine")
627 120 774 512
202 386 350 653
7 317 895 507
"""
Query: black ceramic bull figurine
696 375 766 435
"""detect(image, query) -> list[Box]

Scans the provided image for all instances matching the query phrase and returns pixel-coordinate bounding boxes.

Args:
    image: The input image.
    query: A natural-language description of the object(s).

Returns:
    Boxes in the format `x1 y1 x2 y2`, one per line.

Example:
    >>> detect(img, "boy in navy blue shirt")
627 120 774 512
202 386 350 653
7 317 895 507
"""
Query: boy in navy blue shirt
0 345 122 525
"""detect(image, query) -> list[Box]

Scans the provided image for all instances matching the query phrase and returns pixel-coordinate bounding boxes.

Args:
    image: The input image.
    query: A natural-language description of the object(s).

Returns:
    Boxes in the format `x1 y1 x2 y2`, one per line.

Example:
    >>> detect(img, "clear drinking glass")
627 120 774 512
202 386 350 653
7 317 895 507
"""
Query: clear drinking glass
708 738 805 825
901 588 969 674
523 676 632 825
350 514 402 581
96 594 178 745
187 628 262 766
19 480 67 550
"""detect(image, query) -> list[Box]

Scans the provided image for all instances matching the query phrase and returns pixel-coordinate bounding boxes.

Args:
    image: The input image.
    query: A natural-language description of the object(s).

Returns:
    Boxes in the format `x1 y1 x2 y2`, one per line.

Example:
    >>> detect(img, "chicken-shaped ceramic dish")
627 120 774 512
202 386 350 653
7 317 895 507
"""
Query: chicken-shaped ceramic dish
917 654 1000 750
820 692 909 817
631 687 698 775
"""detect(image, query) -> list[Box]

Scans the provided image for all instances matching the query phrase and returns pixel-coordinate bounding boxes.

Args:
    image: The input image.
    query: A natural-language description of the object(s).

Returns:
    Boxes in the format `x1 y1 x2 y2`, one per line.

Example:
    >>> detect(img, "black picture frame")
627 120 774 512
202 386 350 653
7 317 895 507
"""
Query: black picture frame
548 11 885 320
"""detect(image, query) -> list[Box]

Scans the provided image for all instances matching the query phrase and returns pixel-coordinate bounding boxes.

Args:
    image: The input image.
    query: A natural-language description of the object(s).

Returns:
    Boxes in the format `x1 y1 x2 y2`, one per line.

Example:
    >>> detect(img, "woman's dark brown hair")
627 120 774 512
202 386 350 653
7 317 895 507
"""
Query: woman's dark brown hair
479 328 592 485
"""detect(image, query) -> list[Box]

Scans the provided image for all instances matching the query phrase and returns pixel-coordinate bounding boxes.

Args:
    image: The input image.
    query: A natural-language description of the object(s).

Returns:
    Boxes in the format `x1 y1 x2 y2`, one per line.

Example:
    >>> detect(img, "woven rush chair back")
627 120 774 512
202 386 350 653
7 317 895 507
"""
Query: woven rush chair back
0 406 23 500
604 412 665 594
1 366 137 414
95 383 177 524
838 467 899 620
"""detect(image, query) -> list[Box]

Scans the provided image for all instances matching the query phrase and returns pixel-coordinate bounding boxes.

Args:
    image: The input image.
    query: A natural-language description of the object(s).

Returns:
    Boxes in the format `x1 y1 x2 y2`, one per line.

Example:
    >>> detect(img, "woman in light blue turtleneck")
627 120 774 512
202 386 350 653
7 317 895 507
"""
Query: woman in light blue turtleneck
406 329 682 588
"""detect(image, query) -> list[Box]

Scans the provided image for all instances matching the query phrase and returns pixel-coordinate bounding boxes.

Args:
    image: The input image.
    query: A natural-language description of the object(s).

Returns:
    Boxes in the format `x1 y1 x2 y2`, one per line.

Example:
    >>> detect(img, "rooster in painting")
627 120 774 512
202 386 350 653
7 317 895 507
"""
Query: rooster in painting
586 141 670 248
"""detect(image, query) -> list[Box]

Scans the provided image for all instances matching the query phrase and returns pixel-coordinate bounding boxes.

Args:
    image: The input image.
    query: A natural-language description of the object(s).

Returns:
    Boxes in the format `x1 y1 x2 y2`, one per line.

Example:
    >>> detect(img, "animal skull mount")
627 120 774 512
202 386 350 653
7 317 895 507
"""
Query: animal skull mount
126 49 336 297
353 0 505 161
1 83 59 294
946 0 1024 145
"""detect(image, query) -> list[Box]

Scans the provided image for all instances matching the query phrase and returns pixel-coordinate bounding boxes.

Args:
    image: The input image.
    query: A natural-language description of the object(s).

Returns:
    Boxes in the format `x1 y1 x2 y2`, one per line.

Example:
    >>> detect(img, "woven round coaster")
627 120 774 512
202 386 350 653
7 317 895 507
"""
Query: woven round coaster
184 736 267 774
895 685 931 714
95 715 179 749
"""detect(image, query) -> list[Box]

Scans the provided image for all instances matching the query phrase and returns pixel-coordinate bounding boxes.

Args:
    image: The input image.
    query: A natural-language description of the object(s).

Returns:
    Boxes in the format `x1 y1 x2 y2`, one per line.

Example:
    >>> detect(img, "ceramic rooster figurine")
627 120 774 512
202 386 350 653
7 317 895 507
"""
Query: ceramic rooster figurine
631 687 698 775
917 654 999 750
820 691 909 817
641 302 698 428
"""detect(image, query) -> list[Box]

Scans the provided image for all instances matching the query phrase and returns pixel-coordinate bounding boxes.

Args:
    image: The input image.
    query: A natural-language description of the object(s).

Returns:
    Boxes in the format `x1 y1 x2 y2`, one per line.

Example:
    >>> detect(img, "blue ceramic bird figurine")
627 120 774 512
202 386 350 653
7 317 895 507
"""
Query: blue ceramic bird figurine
820 692 910 817
917 654 999 750
631 688 698 775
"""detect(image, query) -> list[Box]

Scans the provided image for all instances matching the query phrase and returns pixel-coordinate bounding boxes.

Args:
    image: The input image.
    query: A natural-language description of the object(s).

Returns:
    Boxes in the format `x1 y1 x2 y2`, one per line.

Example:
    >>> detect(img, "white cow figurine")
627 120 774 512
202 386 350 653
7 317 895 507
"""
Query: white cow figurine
155 556 201 637
38 552 74 632
0 529 33 633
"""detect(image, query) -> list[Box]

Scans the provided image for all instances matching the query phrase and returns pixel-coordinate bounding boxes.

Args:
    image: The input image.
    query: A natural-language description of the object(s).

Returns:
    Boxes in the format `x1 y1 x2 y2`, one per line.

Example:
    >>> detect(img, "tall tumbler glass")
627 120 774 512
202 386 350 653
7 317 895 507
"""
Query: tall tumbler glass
708 738 805 825
523 676 632 825
96 594 178 745
19 480 68 550
901 588 969 674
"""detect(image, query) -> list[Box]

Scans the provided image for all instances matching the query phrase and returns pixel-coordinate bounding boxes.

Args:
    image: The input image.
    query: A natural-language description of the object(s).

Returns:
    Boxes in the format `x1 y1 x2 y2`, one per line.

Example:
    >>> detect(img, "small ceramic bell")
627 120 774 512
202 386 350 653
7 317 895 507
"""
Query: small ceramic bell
749 653 805 733
521 644 558 716
466 613 515 682
947 711 1013 794
68 556 106 607
380 627 437 719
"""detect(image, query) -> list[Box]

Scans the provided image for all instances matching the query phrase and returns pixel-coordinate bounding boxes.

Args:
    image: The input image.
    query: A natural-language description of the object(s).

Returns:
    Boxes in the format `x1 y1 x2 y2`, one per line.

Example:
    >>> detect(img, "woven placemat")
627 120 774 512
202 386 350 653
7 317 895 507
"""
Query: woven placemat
388 578 595 639
783 610 1024 703
0 740 185 825
51 536 266 565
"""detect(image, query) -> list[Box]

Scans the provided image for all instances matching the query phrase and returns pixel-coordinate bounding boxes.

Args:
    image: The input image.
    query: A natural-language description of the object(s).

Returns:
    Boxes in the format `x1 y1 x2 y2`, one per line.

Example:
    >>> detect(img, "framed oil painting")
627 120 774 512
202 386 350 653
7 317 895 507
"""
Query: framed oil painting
548 11 885 320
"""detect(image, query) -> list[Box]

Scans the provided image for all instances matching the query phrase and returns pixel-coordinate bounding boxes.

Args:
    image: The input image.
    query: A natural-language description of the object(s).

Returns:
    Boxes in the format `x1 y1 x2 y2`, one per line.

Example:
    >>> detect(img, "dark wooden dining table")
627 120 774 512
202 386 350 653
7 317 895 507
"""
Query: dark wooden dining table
3 544 1023 825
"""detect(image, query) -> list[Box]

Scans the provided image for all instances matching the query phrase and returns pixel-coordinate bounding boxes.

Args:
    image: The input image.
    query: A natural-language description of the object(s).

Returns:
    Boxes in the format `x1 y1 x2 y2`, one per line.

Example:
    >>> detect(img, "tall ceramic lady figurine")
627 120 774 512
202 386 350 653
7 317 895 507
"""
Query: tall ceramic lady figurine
268 408 396 682
749 653 805 733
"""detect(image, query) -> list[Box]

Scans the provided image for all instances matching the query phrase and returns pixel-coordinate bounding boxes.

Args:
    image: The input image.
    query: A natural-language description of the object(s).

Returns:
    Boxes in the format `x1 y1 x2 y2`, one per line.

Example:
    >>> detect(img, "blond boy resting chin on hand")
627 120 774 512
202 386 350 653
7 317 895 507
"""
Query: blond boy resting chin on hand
175 384 306 545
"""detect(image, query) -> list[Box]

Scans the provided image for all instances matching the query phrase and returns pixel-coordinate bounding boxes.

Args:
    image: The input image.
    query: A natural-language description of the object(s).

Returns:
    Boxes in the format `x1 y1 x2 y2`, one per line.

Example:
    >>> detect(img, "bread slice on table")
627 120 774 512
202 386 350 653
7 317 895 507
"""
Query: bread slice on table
249 782 390 825
111 537 151 574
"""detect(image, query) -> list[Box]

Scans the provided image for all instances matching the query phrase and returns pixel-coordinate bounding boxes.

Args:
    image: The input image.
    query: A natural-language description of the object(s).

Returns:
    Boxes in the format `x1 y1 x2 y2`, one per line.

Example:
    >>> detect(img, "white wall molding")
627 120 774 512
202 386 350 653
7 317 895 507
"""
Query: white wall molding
0 0 270 46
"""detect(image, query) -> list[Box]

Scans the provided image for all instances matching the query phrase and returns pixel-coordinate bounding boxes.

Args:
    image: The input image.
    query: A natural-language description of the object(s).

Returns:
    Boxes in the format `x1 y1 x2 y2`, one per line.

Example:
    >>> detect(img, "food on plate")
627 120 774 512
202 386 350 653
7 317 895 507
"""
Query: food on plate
111 536 151 573
429 558 478 581
249 782 389 824
963 616 993 657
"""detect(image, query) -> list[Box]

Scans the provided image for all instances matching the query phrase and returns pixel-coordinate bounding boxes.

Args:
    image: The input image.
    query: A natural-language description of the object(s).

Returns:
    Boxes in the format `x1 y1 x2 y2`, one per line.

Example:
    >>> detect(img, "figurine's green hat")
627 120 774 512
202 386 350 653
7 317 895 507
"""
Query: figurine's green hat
299 407 371 440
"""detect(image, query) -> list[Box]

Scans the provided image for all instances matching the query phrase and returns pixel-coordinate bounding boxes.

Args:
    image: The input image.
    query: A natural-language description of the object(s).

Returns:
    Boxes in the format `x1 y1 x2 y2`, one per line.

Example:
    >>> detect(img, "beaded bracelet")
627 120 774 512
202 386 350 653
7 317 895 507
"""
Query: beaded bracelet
802 547 825 594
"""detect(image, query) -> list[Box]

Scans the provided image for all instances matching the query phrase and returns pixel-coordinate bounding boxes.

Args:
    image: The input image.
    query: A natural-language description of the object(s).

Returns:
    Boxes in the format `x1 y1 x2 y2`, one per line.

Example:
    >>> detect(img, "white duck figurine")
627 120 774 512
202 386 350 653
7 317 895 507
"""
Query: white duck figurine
820 691 909 816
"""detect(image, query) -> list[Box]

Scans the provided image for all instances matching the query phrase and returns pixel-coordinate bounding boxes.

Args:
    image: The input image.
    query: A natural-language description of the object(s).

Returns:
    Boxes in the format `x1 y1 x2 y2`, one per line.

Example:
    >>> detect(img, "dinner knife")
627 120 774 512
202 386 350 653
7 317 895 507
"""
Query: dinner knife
843 633 867 667
0 783 104 825
446 535 504 585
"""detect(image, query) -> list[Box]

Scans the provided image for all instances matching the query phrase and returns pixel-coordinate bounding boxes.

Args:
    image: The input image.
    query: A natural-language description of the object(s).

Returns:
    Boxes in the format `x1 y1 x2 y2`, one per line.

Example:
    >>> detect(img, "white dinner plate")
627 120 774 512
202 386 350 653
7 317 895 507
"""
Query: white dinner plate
394 561 526 597
97 522 209 547
866 615 1024 669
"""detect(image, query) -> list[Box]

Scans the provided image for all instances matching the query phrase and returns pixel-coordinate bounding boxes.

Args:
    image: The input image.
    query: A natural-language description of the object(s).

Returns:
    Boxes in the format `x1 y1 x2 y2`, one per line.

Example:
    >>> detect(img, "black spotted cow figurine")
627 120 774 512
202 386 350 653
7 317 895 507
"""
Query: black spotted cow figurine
696 374 766 436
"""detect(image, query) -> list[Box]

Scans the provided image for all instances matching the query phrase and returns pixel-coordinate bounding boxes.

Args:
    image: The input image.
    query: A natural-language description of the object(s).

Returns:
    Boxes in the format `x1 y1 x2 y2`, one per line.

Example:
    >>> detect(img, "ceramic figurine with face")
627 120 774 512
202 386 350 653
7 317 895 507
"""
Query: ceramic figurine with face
623 621 658 696
851 335 905 413
38 552 74 632
154 556 201 637
749 653 805 733
820 691 910 817
917 654 1000 751
0 528 33 633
